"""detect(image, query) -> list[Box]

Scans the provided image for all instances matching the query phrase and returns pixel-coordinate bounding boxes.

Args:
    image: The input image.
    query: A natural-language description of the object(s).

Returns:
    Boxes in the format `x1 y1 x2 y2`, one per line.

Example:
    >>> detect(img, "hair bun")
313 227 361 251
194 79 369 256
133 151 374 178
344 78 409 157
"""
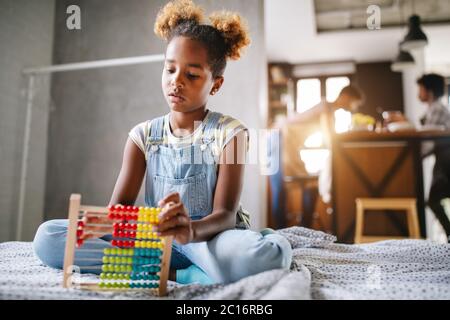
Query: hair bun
209 11 251 60
154 0 204 40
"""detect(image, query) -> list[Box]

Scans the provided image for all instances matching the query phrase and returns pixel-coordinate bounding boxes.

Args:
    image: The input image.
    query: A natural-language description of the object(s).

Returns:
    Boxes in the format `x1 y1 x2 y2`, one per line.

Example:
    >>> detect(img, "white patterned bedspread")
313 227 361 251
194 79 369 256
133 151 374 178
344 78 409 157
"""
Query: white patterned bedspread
1 227 449 300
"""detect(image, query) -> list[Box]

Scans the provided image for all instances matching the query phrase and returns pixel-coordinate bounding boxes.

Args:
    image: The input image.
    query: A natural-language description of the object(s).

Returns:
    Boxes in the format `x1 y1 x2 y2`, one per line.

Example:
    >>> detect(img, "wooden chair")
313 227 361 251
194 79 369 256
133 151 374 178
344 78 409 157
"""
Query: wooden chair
354 198 421 244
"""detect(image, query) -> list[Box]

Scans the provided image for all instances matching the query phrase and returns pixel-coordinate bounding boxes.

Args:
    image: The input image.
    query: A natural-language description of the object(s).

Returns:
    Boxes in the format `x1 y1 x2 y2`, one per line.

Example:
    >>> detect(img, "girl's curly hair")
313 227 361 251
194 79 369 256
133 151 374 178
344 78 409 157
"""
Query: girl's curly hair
154 0 251 78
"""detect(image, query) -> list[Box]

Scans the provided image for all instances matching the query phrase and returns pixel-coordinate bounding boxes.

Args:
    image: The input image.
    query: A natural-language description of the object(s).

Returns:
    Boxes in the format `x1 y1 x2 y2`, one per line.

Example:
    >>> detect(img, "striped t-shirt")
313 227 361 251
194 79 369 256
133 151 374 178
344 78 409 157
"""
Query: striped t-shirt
129 110 248 160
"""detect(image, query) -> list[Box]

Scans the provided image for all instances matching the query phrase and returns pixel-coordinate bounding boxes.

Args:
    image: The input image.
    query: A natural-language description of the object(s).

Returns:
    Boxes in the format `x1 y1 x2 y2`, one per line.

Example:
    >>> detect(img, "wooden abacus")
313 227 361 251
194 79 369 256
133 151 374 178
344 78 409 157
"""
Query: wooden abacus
62 194 172 296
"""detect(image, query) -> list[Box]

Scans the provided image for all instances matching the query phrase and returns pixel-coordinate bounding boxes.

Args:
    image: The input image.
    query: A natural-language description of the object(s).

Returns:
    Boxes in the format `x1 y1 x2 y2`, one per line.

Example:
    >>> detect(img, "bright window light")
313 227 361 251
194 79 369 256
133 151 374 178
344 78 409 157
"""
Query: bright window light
300 149 330 175
304 131 324 148
297 78 321 113
334 108 352 133
326 76 350 102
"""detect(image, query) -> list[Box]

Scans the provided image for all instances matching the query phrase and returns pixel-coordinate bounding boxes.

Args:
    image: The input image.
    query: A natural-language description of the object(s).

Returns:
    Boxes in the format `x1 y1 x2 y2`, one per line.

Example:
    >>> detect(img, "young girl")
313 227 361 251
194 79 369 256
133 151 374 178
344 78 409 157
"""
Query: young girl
33 0 292 285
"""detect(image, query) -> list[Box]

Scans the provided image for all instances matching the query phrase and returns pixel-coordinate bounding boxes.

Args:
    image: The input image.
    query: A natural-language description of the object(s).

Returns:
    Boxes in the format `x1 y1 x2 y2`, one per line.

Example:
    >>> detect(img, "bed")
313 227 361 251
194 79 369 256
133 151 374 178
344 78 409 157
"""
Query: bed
1 226 449 300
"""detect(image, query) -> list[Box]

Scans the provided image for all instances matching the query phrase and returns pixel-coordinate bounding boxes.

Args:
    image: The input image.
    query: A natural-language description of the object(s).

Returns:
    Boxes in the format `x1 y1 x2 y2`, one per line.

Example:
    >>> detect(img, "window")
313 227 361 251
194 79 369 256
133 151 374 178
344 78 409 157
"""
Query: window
296 75 352 114
296 78 321 113
326 76 350 102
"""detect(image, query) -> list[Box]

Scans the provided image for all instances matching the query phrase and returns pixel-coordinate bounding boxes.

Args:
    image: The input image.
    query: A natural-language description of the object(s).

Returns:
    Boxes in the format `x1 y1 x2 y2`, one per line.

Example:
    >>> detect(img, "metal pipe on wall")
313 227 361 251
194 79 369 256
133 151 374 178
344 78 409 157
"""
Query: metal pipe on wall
16 54 164 240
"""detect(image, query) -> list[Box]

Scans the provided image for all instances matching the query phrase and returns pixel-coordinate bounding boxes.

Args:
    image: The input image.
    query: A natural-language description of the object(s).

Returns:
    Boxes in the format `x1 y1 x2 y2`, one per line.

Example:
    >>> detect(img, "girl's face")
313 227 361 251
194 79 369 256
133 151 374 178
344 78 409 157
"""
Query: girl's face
162 36 222 113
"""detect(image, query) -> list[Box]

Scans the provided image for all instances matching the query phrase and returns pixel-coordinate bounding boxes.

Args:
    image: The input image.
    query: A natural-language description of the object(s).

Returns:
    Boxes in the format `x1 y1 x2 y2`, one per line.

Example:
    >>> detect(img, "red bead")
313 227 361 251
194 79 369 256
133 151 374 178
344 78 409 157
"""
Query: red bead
125 206 132 212
76 229 83 237
113 222 119 230
108 205 114 211
108 213 115 220
130 231 136 238
76 239 84 247
131 224 137 230
117 240 123 247
132 206 139 213
77 221 84 228
111 240 117 246
112 230 118 237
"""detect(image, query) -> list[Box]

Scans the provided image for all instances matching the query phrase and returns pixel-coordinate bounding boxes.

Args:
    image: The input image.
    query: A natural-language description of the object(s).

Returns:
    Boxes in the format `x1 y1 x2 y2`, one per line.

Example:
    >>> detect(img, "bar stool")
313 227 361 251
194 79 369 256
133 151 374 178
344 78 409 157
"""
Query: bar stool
354 198 421 244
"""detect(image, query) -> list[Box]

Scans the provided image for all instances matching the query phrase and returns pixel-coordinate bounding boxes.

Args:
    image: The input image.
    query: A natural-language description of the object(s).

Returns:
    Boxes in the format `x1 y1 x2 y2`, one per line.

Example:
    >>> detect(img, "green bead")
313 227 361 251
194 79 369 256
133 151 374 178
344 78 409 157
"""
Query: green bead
103 248 110 255
101 265 108 272
111 248 117 255
102 256 108 263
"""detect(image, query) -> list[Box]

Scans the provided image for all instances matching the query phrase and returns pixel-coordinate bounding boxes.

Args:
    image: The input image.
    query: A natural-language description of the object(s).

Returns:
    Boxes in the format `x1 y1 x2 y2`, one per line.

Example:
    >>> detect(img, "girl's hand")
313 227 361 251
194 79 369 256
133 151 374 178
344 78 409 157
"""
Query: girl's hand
155 192 193 245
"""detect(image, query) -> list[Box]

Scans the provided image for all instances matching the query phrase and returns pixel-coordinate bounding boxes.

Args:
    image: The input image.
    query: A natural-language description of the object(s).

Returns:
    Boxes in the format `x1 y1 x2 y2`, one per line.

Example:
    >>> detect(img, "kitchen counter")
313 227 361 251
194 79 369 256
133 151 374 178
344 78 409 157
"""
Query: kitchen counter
330 129 450 243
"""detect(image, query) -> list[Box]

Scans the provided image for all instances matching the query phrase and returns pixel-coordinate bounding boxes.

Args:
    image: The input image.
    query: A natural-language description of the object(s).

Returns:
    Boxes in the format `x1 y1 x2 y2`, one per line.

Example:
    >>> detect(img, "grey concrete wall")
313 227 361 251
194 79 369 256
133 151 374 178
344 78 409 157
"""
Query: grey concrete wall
46 0 267 229
0 0 55 241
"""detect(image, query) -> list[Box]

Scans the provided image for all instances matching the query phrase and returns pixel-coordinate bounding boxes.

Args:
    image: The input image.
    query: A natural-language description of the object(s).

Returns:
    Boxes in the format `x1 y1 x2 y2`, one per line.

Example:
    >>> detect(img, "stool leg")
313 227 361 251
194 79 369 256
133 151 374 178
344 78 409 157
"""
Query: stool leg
408 203 420 239
355 201 364 244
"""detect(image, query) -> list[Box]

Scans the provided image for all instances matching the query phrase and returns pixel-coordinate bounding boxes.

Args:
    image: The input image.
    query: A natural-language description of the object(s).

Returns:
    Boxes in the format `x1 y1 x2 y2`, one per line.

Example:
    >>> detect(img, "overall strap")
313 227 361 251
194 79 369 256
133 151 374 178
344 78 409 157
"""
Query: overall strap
201 111 223 144
146 115 165 153
148 115 165 143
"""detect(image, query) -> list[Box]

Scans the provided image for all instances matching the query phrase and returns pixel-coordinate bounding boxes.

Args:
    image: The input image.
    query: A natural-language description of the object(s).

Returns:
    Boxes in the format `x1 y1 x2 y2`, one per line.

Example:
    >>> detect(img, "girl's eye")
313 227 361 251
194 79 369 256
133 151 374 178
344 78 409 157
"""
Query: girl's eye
166 69 175 74
187 73 199 79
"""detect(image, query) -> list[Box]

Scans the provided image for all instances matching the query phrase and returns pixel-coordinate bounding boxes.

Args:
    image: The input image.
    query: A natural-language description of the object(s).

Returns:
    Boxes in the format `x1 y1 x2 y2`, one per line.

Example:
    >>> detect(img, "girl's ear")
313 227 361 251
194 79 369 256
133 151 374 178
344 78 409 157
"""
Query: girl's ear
210 76 224 95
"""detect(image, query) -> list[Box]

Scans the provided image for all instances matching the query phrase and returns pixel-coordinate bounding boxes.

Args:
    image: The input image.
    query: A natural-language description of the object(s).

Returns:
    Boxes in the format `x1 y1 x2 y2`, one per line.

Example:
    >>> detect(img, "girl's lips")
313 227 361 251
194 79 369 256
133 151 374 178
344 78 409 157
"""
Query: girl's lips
168 94 185 103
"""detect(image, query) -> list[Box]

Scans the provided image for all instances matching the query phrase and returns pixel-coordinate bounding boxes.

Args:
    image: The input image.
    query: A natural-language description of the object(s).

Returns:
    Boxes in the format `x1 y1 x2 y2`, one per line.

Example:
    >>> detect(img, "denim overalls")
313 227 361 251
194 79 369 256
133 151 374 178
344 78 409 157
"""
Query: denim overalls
33 111 292 284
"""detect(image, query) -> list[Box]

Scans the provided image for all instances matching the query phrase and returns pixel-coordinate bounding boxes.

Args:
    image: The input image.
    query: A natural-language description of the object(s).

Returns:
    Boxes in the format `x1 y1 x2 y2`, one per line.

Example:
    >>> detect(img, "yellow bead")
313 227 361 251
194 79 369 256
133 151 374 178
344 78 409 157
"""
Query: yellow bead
135 241 141 248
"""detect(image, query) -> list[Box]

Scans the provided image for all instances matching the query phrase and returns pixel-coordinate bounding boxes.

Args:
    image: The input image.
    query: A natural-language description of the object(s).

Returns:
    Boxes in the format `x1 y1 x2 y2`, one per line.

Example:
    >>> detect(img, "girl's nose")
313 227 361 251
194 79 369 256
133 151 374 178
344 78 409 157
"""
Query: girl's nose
172 73 184 89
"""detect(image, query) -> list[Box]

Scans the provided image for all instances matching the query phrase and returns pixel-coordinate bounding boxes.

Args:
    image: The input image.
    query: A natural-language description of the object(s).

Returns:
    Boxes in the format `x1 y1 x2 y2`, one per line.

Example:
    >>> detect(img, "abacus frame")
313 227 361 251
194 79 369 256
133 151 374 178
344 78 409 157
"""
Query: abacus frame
62 193 173 296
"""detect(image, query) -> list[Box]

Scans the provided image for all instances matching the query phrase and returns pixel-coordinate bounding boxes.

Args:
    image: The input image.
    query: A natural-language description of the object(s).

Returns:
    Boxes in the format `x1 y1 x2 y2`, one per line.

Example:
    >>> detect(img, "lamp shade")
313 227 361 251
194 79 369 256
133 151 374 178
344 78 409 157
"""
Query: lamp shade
391 49 415 72
400 15 428 51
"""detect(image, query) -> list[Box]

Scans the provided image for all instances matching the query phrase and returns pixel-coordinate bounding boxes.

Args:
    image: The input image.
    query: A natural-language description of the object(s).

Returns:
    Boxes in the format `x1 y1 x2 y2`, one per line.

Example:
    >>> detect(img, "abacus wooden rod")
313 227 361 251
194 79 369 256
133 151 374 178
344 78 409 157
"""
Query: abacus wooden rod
62 194 81 288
